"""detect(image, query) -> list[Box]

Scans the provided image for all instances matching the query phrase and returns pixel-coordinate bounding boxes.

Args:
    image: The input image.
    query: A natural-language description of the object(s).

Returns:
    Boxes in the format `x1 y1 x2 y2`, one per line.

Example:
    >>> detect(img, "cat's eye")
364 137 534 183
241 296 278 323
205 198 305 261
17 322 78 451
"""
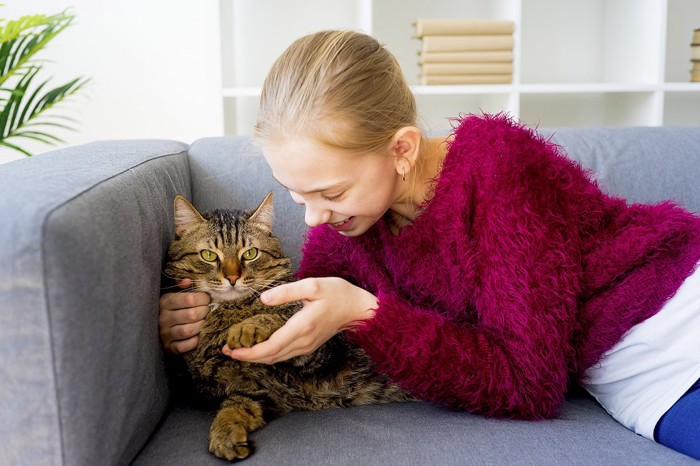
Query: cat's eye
242 248 258 261
200 249 218 262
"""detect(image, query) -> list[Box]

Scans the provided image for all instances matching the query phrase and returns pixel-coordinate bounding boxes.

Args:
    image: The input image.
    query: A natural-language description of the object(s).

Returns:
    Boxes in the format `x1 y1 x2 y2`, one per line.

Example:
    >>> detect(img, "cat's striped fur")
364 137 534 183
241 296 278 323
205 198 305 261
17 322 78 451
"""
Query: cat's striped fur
164 193 409 461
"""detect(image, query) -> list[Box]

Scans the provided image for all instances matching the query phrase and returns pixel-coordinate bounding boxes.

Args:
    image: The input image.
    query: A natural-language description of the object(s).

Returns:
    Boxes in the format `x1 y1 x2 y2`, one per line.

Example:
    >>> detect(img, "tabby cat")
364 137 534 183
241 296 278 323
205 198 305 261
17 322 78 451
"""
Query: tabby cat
164 193 410 461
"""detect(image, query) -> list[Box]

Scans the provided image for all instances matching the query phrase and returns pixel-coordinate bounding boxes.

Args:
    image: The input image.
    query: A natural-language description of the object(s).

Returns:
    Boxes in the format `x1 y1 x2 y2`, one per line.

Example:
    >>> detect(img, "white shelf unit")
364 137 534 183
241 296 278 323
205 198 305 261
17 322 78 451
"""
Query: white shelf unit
220 0 700 135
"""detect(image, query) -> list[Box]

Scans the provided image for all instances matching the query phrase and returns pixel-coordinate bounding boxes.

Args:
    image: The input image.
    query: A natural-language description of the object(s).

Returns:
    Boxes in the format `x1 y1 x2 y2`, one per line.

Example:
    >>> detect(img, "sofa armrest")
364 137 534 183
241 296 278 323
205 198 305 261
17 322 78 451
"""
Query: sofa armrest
0 140 190 465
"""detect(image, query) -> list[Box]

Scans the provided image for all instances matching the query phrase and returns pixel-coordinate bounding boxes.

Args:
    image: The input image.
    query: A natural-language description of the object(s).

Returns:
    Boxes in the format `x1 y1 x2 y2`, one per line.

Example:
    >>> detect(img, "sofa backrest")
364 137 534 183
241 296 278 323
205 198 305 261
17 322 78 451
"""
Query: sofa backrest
544 126 700 213
188 128 700 271
188 136 307 270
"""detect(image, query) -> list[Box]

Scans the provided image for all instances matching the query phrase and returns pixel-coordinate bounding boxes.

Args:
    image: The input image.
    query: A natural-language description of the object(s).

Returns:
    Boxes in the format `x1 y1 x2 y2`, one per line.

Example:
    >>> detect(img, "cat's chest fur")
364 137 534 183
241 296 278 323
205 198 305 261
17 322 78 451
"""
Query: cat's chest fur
208 298 267 333
183 297 298 396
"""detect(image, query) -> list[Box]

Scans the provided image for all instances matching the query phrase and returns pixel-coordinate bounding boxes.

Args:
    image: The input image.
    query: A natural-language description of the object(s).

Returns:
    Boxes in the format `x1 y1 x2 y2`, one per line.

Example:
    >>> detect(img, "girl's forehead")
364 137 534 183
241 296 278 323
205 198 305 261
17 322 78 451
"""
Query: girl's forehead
263 137 389 192
264 139 354 188
265 136 346 159
264 137 365 172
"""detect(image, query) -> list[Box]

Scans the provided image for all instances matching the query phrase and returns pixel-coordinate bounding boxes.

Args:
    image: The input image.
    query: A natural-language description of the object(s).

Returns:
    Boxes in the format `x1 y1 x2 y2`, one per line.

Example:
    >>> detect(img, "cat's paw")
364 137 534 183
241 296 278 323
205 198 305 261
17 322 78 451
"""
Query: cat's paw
227 320 273 349
209 423 254 461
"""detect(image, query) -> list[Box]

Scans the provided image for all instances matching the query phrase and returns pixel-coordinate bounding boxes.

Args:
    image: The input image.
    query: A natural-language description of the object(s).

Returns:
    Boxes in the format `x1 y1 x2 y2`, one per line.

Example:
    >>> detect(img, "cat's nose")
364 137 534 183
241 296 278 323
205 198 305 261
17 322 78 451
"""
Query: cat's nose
226 275 239 286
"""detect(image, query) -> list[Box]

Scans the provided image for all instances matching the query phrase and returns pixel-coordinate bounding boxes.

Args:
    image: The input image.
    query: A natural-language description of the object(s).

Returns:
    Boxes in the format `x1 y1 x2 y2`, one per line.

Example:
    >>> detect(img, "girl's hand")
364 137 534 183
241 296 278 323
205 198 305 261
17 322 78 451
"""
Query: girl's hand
159 278 211 354
222 277 377 364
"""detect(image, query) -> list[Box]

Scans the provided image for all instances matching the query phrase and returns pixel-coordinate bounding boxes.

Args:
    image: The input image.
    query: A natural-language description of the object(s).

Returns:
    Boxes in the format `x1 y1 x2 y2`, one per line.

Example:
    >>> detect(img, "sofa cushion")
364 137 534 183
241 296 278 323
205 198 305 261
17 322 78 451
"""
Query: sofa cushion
133 398 696 465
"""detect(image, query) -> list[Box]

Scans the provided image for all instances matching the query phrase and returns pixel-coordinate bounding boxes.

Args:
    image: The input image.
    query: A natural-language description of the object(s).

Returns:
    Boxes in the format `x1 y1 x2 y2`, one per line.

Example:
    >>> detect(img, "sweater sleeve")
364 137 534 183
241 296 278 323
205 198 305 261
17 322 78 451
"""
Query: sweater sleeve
349 115 584 419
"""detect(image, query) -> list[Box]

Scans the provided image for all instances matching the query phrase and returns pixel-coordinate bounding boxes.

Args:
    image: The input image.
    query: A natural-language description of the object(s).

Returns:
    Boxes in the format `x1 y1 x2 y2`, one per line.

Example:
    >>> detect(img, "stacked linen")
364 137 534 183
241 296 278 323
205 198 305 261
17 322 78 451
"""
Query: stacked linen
415 19 514 85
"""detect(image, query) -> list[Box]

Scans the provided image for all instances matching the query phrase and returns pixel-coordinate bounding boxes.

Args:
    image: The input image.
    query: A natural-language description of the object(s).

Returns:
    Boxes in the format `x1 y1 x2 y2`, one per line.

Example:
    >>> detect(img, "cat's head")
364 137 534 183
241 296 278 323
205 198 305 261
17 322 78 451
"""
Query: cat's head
164 193 292 303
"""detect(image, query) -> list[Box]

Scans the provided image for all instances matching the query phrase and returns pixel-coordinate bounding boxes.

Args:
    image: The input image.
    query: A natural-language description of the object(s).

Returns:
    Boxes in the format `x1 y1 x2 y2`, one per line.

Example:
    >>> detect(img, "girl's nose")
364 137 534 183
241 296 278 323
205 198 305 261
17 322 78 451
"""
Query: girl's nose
304 204 330 227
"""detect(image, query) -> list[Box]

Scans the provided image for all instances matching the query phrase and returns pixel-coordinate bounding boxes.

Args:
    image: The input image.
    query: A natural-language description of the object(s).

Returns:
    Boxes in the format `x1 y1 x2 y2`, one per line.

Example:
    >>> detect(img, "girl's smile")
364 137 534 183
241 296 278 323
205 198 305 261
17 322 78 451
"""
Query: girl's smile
329 216 355 231
262 136 406 237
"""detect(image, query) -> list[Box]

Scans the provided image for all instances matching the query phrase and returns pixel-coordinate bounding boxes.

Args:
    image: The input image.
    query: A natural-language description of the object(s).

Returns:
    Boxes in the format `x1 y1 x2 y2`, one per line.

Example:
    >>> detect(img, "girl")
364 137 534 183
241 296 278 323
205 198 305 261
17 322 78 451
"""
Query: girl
159 30 700 459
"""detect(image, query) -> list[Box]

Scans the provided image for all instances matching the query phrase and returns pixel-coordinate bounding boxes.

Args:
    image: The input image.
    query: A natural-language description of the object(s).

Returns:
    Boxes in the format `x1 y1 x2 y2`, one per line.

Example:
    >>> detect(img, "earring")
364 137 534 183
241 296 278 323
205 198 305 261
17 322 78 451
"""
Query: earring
402 170 406 182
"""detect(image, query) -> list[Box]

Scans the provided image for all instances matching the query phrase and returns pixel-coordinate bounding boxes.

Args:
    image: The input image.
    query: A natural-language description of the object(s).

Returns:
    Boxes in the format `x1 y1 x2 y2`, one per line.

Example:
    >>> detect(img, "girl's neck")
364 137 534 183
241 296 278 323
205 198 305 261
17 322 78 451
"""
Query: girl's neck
387 135 450 233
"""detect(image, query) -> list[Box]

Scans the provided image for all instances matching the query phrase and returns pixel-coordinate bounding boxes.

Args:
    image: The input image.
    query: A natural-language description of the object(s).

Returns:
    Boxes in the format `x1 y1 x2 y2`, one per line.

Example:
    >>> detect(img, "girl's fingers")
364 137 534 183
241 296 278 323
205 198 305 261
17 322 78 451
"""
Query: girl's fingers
159 304 210 331
173 319 206 340
159 291 210 312
161 312 209 355
168 335 200 354
261 278 321 305
229 325 294 364
225 310 319 363
227 338 285 363
176 278 193 289
158 285 211 356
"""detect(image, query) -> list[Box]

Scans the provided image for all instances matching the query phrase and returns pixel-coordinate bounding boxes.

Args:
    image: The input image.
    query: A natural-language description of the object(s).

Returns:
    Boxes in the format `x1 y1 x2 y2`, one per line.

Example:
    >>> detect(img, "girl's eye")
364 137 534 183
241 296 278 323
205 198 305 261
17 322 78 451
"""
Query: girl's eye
242 248 258 261
323 193 342 202
200 249 218 262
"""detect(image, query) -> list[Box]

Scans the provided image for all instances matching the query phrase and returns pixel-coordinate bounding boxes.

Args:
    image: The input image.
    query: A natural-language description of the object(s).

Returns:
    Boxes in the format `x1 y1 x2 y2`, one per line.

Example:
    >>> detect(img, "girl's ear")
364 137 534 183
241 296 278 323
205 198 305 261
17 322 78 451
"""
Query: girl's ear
390 126 422 176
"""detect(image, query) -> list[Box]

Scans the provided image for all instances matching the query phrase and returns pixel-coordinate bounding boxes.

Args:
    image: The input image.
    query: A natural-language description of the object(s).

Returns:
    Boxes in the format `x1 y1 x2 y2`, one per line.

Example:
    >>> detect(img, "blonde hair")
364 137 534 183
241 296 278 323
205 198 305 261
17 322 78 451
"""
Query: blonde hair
254 30 418 154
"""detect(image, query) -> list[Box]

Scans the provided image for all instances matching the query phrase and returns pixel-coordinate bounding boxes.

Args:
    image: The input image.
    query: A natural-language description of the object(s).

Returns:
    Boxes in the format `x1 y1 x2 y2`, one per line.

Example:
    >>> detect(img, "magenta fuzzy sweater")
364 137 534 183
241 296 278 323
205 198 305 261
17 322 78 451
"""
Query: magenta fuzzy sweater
296 114 700 419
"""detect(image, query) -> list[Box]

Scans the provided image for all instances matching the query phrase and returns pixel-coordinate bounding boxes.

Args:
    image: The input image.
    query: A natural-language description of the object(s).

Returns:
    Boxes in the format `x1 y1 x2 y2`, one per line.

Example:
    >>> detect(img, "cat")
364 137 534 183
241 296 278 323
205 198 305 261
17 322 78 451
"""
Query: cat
163 193 410 461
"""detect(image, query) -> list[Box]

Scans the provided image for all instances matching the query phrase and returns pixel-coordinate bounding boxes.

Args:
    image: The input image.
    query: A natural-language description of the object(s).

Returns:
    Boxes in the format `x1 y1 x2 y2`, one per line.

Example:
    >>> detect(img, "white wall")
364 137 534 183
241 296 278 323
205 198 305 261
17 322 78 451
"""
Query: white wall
0 0 223 164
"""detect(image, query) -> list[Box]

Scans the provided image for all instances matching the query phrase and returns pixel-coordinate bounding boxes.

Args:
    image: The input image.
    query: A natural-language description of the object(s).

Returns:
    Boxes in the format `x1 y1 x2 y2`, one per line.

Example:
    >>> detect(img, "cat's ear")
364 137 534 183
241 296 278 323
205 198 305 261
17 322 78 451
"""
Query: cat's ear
173 195 206 238
249 191 274 232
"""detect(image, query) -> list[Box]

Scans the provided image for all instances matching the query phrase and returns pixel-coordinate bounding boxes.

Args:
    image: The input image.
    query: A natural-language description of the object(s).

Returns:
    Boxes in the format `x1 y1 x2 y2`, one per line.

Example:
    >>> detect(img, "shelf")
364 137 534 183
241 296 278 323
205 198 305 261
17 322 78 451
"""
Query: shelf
662 83 700 92
417 93 515 133
664 0 700 82
411 84 513 95
518 83 659 94
371 0 520 87
221 0 361 88
224 82 700 99
521 0 663 84
664 93 700 125
220 0 700 135
223 95 259 136
520 92 660 128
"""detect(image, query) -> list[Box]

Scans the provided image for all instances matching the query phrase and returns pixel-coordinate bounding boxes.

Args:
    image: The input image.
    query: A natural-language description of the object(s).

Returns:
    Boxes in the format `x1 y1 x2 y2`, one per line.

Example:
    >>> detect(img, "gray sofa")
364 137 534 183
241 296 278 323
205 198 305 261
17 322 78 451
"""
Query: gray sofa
2 126 699 465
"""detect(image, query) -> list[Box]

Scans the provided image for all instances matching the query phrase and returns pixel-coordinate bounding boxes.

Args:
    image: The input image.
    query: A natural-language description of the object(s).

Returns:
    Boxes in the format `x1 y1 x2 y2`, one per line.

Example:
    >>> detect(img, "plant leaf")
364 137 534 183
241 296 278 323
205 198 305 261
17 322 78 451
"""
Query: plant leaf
0 11 74 87
0 138 31 156
0 9 86 156
0 74 88 153
13 129 65 144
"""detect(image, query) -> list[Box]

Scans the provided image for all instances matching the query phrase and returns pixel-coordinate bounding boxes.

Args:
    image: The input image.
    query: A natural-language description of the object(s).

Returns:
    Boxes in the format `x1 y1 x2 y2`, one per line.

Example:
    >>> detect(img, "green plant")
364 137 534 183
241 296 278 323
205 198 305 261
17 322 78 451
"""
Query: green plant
0 9 89 156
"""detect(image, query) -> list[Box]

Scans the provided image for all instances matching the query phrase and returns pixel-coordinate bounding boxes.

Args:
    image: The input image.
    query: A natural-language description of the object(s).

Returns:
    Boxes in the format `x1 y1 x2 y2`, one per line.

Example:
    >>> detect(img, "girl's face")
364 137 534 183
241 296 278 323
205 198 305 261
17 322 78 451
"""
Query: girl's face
263 136 403 237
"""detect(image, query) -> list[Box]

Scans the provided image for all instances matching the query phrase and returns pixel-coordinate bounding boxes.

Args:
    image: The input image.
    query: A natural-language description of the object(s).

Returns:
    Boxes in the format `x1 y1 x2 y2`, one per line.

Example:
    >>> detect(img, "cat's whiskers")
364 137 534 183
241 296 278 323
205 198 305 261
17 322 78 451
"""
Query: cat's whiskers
241 280 289 298
249 279 285 289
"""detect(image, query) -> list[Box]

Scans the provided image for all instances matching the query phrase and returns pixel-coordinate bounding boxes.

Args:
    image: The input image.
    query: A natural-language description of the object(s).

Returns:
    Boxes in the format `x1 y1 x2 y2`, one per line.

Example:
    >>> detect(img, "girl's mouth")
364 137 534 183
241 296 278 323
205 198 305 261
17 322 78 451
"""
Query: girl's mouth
329 216 355 231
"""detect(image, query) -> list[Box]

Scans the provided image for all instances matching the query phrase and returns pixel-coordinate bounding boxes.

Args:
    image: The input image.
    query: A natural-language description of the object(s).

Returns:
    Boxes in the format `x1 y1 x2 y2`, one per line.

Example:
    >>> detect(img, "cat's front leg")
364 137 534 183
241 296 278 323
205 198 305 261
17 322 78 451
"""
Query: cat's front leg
227 314 286 349
209 395 266 461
